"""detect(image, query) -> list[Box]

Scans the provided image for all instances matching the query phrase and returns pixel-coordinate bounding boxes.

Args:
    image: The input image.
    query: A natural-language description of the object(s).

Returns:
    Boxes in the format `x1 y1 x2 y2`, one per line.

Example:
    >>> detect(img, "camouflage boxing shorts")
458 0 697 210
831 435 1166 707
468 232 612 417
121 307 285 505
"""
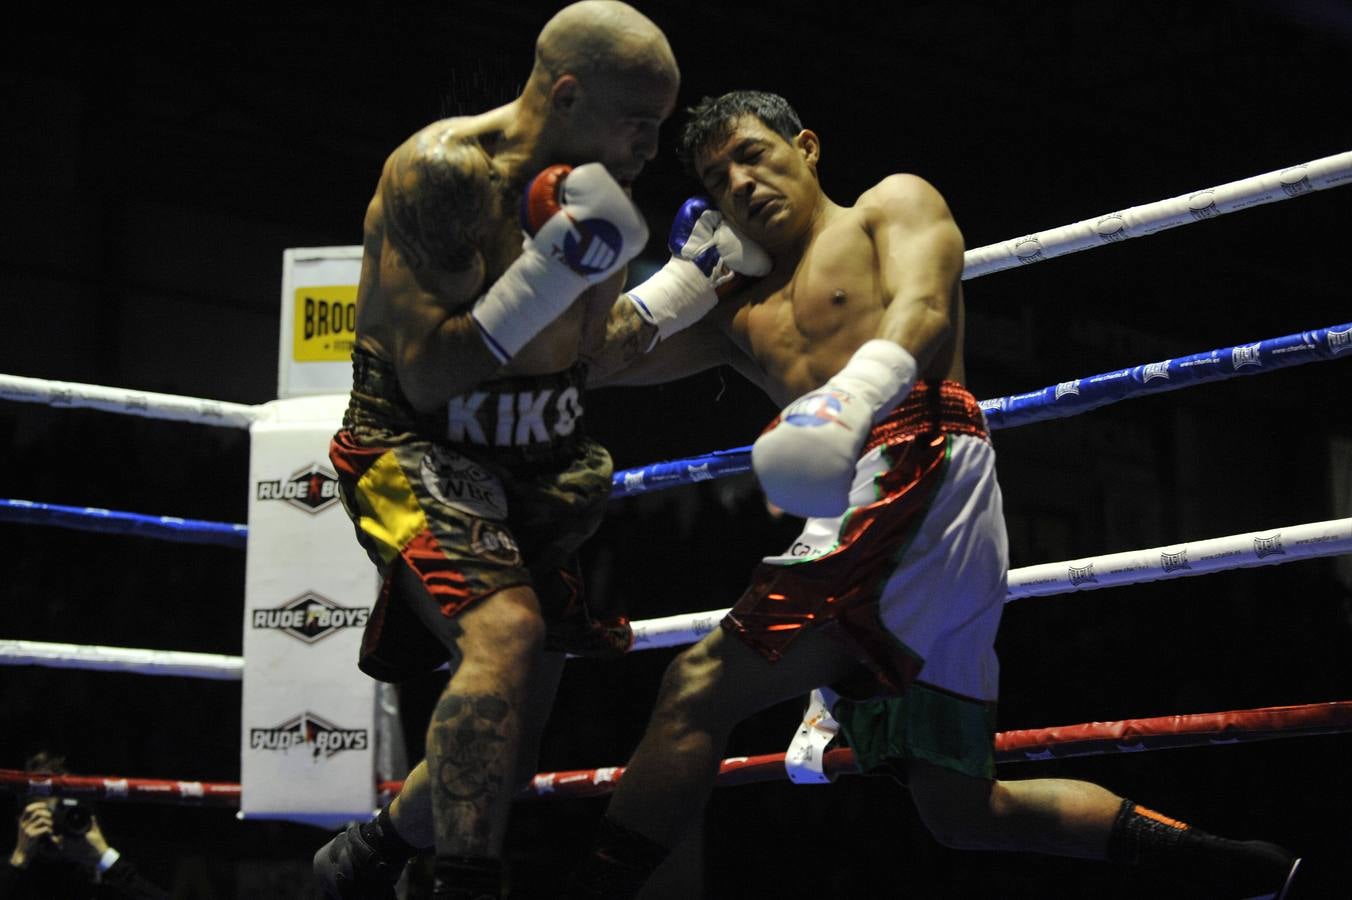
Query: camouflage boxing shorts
329 348 628 682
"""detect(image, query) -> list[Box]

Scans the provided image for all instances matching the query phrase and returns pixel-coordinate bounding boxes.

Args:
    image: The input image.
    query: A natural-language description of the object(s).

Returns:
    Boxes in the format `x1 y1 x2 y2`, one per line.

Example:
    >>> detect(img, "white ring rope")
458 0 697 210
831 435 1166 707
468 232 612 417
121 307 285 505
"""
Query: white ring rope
0 640 244 681
0 374 258 428
1007 516 1352 599
631 516 1352 651
961 150 1352 278
8 517 1347 678
2 153 1346 427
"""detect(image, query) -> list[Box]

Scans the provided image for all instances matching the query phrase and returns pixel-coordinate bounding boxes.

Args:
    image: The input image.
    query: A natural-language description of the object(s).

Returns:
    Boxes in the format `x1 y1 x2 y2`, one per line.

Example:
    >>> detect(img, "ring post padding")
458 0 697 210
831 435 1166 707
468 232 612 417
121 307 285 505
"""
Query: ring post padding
240 394 377 828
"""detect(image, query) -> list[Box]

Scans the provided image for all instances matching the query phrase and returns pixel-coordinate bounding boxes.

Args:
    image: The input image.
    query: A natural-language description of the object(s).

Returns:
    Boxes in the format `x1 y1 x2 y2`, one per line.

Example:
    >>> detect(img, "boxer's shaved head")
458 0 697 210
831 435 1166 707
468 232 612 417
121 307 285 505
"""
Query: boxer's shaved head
533 1 678 88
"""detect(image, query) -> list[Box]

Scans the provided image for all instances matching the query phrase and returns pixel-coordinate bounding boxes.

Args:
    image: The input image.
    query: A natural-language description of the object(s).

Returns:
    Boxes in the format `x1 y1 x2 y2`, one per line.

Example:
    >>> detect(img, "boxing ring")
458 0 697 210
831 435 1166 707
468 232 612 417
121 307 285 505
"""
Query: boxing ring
2 151 1350 818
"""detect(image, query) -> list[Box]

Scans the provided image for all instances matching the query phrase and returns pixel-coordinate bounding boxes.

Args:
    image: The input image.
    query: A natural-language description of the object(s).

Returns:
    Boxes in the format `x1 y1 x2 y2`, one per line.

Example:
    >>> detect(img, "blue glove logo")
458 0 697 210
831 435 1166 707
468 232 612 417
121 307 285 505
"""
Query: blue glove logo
782 391 844 427
561 218 624 276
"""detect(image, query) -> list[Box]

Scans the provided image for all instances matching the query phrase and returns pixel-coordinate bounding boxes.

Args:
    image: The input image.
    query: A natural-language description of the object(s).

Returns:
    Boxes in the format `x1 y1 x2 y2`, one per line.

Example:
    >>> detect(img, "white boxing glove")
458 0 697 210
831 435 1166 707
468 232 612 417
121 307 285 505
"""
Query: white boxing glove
471 163 648 363
752 340 918 518
626 196 770 350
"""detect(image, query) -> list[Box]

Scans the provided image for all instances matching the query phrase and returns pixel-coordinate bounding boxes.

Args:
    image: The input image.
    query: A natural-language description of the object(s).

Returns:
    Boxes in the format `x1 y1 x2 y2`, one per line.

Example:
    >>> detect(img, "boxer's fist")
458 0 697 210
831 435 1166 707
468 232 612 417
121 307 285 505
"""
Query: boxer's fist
627 196 770 348
521 163 647 283
472 163 647 363
753 340 917 518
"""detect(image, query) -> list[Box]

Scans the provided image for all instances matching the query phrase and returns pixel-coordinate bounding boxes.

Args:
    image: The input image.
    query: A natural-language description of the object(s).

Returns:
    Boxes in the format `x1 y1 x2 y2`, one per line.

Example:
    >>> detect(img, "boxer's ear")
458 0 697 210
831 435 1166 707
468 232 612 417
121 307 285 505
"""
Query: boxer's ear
550 74 581 114
794 129 821 170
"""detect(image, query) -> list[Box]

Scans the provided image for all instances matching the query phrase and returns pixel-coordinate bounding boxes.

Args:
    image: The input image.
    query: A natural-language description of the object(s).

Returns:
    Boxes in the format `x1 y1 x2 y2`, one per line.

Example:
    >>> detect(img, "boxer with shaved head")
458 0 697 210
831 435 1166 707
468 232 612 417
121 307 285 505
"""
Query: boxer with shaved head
310 5 734 898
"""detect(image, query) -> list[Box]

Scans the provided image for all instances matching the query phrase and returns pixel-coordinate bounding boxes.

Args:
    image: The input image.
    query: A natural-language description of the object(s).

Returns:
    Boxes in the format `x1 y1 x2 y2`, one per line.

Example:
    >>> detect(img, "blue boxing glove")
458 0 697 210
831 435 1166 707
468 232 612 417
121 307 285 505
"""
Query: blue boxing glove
626 196 770 350
471 163 648 364
752 340 918 518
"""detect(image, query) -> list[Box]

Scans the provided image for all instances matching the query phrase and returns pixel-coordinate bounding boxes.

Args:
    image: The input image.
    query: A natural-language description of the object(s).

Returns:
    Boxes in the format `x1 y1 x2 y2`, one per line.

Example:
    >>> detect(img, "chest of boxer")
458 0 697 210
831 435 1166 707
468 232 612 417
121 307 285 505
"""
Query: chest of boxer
734 213 887 398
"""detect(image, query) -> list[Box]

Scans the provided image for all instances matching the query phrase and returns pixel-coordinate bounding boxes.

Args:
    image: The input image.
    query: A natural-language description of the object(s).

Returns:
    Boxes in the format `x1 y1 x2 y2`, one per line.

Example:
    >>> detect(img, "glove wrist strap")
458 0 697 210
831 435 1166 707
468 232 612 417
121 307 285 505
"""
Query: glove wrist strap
625 257 718 351
832 339 919 420
470 239 586 364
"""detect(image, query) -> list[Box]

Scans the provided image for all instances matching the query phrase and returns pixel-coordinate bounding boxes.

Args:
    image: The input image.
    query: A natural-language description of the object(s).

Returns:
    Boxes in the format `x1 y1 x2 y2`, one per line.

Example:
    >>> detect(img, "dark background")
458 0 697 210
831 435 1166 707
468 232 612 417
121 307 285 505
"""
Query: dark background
2 1 1350 897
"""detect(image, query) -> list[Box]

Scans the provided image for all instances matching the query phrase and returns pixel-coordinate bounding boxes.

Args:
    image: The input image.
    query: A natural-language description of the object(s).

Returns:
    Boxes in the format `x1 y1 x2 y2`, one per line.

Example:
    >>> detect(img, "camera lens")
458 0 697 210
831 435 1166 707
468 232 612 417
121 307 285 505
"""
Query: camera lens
52 798 92 837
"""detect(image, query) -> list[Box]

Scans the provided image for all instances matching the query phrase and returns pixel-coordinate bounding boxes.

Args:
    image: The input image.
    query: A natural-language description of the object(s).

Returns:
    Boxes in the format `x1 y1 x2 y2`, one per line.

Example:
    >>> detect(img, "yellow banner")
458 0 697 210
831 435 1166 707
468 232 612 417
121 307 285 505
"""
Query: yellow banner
292 286 358 362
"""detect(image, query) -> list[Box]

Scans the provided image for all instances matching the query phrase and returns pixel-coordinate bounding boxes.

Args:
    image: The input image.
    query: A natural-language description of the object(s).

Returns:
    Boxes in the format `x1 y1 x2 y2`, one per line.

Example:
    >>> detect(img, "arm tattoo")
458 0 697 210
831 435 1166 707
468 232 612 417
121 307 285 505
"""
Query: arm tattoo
383 139 493 273
428 692 514 854
581 297 658 378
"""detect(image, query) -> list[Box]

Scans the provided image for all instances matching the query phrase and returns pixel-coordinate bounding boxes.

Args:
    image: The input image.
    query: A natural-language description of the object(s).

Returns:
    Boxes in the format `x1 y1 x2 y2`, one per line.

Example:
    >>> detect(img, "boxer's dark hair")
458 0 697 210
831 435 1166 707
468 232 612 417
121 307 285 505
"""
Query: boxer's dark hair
677 90 803 176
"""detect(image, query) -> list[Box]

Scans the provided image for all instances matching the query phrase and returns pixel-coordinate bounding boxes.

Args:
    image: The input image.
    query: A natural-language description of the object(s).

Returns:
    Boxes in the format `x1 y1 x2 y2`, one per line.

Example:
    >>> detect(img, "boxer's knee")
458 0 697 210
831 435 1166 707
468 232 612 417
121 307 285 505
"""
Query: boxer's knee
650 641 733 734
910 763 1005 851
456 586 547 673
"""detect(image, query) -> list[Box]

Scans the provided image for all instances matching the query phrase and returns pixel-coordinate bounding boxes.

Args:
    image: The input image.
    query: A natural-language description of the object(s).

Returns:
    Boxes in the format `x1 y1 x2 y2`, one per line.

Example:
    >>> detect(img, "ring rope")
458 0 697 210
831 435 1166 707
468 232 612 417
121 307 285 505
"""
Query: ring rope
977 320 1350 431
1 153 1344 828
0 374 257 428
0 150 1345 433
960 150 1352 279
613 319 1351 496
631 516 1352 650
519 701 1352 799
9 319 1346 529
6 516 1347 678
0 640 244 681
1005 515 1351 599
6 702 1347 807
0 771 240 807
0 498 248 548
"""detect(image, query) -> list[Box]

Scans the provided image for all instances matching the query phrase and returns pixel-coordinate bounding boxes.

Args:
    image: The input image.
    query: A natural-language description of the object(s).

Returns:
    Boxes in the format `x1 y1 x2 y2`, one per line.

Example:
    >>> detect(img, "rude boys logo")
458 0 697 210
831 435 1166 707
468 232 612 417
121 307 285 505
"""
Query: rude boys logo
250 712 369 760
255 464 341 515
251 592 368 644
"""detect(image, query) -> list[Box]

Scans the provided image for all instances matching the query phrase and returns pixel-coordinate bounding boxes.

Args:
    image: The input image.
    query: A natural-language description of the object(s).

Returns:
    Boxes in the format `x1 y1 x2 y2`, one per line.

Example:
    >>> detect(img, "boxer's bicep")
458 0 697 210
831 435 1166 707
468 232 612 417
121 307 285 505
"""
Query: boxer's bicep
864 176 964 363
375 140 502 410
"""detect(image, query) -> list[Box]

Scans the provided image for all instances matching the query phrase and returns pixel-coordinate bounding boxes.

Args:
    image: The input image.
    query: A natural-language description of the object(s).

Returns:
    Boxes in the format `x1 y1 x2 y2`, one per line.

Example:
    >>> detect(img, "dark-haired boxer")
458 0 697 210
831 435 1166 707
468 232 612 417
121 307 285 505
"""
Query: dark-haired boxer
567 89 1301 900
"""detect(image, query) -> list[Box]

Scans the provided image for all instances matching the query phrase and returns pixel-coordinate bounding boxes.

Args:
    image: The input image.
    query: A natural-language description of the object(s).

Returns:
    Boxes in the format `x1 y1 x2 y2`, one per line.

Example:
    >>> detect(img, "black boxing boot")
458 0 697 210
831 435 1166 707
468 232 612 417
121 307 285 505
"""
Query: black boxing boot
564 815 670 899
432 855 503 900
1106 800 1299 899
314 806 417 899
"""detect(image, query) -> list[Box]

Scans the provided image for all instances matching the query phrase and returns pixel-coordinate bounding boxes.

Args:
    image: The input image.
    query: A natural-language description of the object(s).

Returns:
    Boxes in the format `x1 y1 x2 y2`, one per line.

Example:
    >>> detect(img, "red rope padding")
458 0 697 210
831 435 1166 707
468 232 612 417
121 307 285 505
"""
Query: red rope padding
994 701 1352 761
0 772 240 806
468 701 1352 800
5 702 1350 807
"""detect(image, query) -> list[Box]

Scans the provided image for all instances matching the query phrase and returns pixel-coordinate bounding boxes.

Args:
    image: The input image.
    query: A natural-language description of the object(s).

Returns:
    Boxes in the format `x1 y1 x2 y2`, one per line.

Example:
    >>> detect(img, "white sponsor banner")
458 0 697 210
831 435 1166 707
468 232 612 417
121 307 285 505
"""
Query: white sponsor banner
278 247 362 399
242 394 377 827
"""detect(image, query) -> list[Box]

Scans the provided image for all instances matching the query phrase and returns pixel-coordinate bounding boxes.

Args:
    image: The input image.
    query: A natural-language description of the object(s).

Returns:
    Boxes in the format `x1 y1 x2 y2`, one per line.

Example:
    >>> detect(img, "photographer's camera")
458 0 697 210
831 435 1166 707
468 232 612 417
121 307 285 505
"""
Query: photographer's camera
51 798 92 838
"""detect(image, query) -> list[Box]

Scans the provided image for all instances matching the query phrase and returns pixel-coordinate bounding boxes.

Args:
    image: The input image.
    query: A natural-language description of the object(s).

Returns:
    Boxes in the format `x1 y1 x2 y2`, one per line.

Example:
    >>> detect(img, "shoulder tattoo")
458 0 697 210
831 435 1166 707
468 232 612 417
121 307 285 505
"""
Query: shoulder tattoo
382 138 496 273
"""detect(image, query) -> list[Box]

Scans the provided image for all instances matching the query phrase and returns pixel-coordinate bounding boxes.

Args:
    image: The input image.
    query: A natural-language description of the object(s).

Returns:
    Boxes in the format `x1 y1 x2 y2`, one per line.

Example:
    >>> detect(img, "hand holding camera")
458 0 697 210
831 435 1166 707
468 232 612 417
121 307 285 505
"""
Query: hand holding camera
9 798 109 871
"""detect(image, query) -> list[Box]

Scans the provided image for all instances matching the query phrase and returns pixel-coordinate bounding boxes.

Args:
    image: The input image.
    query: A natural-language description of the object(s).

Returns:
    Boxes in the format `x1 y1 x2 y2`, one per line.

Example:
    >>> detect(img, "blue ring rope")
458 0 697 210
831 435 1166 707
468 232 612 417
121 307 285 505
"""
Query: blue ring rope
6 321 1348 534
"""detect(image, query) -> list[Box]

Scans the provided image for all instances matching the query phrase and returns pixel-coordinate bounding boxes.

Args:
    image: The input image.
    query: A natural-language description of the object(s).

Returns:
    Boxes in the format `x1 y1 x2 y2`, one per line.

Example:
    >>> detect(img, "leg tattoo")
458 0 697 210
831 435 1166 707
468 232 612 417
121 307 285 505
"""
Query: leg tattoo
428 692 515 856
